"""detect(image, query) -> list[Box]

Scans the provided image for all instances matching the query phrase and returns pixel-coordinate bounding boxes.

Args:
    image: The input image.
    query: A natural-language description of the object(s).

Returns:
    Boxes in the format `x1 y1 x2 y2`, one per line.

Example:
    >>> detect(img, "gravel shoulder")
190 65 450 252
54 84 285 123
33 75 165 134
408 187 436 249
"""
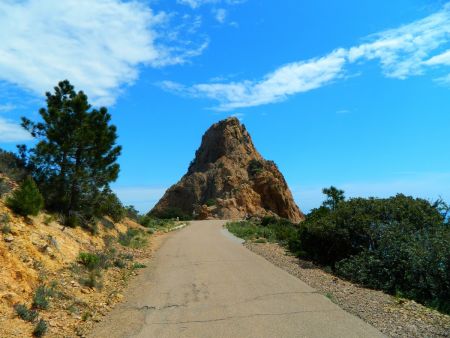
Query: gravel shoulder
244 241 450 338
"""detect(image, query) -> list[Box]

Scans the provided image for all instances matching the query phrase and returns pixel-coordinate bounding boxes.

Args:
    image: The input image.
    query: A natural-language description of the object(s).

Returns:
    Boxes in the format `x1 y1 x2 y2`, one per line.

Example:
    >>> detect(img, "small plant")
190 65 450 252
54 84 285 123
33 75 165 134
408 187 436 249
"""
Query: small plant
1 224 11 234
32 285 53 310
118 228 147 248
78 252 100 271
14 304 38 322
79 271 102 289
33 319 48 337
0 177 10 196
82 311 92 321
132 263 146 269
6 177 44 216
43 215 54 225
325 293 335 302
205 198 216 207
114 259 126 268
248 159 264 176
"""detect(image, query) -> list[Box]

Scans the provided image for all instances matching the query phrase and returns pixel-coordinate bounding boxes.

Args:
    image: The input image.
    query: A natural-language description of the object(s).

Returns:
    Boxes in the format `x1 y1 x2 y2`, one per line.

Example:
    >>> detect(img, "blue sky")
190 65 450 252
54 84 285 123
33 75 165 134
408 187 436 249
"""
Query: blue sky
1 0 450 213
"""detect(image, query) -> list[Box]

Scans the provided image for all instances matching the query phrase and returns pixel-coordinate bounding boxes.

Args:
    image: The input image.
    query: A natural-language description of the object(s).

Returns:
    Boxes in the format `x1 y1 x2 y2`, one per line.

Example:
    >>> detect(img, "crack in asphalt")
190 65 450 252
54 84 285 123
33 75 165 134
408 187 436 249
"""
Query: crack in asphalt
138 304 186 311
148 309 342 325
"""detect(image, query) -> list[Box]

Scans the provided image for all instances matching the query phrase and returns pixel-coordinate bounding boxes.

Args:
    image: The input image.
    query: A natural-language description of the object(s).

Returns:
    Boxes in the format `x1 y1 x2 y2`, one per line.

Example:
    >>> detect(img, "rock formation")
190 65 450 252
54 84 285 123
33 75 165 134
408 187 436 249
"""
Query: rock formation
151 117 304 223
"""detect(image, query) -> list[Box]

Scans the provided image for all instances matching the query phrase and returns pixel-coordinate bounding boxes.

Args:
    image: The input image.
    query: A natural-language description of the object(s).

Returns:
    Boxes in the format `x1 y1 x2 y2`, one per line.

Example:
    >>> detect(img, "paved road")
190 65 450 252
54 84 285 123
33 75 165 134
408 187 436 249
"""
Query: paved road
90 220 384 338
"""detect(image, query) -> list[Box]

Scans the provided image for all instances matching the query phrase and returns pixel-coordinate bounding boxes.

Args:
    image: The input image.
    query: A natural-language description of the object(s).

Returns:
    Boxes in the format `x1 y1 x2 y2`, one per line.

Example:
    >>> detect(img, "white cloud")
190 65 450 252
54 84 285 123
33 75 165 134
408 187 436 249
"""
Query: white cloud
164 3 450 110
424 49 450 66
214 8 227 23
348 3 450 79
112 186 167 213
177 0 245 9
167 49 347 110
0 104 16 112
0 0 206 106
0 117 32 142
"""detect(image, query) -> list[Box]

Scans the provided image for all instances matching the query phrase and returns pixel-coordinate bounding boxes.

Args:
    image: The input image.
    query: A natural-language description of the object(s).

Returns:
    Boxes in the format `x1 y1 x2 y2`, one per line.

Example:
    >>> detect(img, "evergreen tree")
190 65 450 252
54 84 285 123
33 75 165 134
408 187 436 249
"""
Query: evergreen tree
20 80 121 224
322 186 345 210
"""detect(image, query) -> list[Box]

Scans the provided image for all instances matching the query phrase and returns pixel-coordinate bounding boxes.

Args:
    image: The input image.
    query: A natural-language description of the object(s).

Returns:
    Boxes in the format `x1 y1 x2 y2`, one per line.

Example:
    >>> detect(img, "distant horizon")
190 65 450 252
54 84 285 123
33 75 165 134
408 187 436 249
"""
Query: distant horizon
1 0 449 214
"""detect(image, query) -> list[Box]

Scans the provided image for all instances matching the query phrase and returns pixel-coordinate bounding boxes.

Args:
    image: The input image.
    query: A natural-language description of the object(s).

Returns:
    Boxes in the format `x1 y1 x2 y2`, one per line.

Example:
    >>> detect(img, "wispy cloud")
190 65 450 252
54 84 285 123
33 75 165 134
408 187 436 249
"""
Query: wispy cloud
0 0 207 106
213 8 227 23
0 117 32 142
162 49 347 110
163 3 450 110
177 0 246 9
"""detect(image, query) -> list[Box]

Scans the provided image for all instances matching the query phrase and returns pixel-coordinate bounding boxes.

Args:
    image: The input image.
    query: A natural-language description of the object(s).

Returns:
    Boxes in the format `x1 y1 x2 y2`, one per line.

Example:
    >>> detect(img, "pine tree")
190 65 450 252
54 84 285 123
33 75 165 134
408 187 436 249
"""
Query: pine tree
20 80 121 224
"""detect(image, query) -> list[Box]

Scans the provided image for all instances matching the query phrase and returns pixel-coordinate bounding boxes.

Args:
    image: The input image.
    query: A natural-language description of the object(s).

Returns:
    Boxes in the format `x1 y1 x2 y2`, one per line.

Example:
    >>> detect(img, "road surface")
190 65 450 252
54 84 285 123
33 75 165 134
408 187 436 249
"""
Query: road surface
90 220 384 338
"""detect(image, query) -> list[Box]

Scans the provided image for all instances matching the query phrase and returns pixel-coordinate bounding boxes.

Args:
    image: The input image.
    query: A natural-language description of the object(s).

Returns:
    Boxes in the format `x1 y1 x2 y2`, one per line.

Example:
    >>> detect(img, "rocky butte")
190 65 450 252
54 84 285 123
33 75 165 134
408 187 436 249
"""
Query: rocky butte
151 117 304 223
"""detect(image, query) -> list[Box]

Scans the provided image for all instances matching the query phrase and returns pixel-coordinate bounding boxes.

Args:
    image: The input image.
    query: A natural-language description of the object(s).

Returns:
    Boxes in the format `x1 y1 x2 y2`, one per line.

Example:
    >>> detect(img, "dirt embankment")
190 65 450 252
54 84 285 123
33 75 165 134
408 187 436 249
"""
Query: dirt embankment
0 197 168 338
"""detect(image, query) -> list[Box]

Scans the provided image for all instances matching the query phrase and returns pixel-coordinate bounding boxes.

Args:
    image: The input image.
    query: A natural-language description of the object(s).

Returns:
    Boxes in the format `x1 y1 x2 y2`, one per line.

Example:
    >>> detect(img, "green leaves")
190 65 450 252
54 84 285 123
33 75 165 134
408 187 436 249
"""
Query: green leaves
6 177 44 216
20 80 122 224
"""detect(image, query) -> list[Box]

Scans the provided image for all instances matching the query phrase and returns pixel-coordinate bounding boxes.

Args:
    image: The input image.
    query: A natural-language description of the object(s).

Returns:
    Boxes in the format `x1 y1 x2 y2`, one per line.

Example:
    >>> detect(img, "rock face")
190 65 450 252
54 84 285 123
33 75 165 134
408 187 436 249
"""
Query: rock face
151 117 304 223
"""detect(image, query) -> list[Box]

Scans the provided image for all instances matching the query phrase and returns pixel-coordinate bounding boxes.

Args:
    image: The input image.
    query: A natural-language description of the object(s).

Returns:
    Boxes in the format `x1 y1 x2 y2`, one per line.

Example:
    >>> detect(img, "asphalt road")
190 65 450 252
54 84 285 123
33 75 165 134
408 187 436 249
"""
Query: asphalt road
90 220 384 338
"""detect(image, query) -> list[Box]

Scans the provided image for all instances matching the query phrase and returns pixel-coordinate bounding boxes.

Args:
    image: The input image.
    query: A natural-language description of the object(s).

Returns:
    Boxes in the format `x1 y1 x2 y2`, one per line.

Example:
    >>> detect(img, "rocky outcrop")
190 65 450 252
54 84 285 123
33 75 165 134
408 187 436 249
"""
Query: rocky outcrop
151 117 304 223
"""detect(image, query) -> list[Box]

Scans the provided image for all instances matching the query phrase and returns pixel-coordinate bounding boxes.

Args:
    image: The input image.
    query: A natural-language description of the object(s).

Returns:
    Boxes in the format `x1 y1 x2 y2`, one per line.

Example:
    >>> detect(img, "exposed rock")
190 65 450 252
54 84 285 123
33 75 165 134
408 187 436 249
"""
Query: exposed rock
152 117 304 223
3 234 14 242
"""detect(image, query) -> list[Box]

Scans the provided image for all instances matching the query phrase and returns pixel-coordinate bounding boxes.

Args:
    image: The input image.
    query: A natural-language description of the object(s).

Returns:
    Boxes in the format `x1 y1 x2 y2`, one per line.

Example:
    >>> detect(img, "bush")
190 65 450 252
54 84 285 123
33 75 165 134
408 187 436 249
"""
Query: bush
336 223 450 313
14 304 38 322
0 177 11 196
205 198 216 207
118 228 147 248
33 319 47 337
150 207 191 220
79 270 102 289
6 177 44 216
226 219 298 245
78 252 101 271
292 190 449 313
248 159 263 176
294 194 444 266
94 187 125 223
32 285 53 310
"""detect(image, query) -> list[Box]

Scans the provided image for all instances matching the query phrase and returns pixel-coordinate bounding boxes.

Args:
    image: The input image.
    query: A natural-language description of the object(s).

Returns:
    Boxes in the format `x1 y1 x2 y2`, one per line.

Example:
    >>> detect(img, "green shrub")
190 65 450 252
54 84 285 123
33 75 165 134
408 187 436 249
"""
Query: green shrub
14 304 38 322
0 177 10 196
132 262 146 269
118 228 147 248
33 319 47 337
78 252 101 271
292 190 449 313
6 177 44 216
248 159 263 176
150 207 191 220
226 219 298 245
32 285 53 310
336 223 450 313
79 271 102 289
94 188 125 223
205 198 216 207
294 194 444 266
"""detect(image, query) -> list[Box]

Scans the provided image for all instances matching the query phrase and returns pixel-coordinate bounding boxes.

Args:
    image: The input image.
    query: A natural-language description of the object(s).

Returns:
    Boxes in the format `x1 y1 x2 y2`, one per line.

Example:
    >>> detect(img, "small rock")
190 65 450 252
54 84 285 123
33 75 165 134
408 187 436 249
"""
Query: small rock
3 234 14 242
